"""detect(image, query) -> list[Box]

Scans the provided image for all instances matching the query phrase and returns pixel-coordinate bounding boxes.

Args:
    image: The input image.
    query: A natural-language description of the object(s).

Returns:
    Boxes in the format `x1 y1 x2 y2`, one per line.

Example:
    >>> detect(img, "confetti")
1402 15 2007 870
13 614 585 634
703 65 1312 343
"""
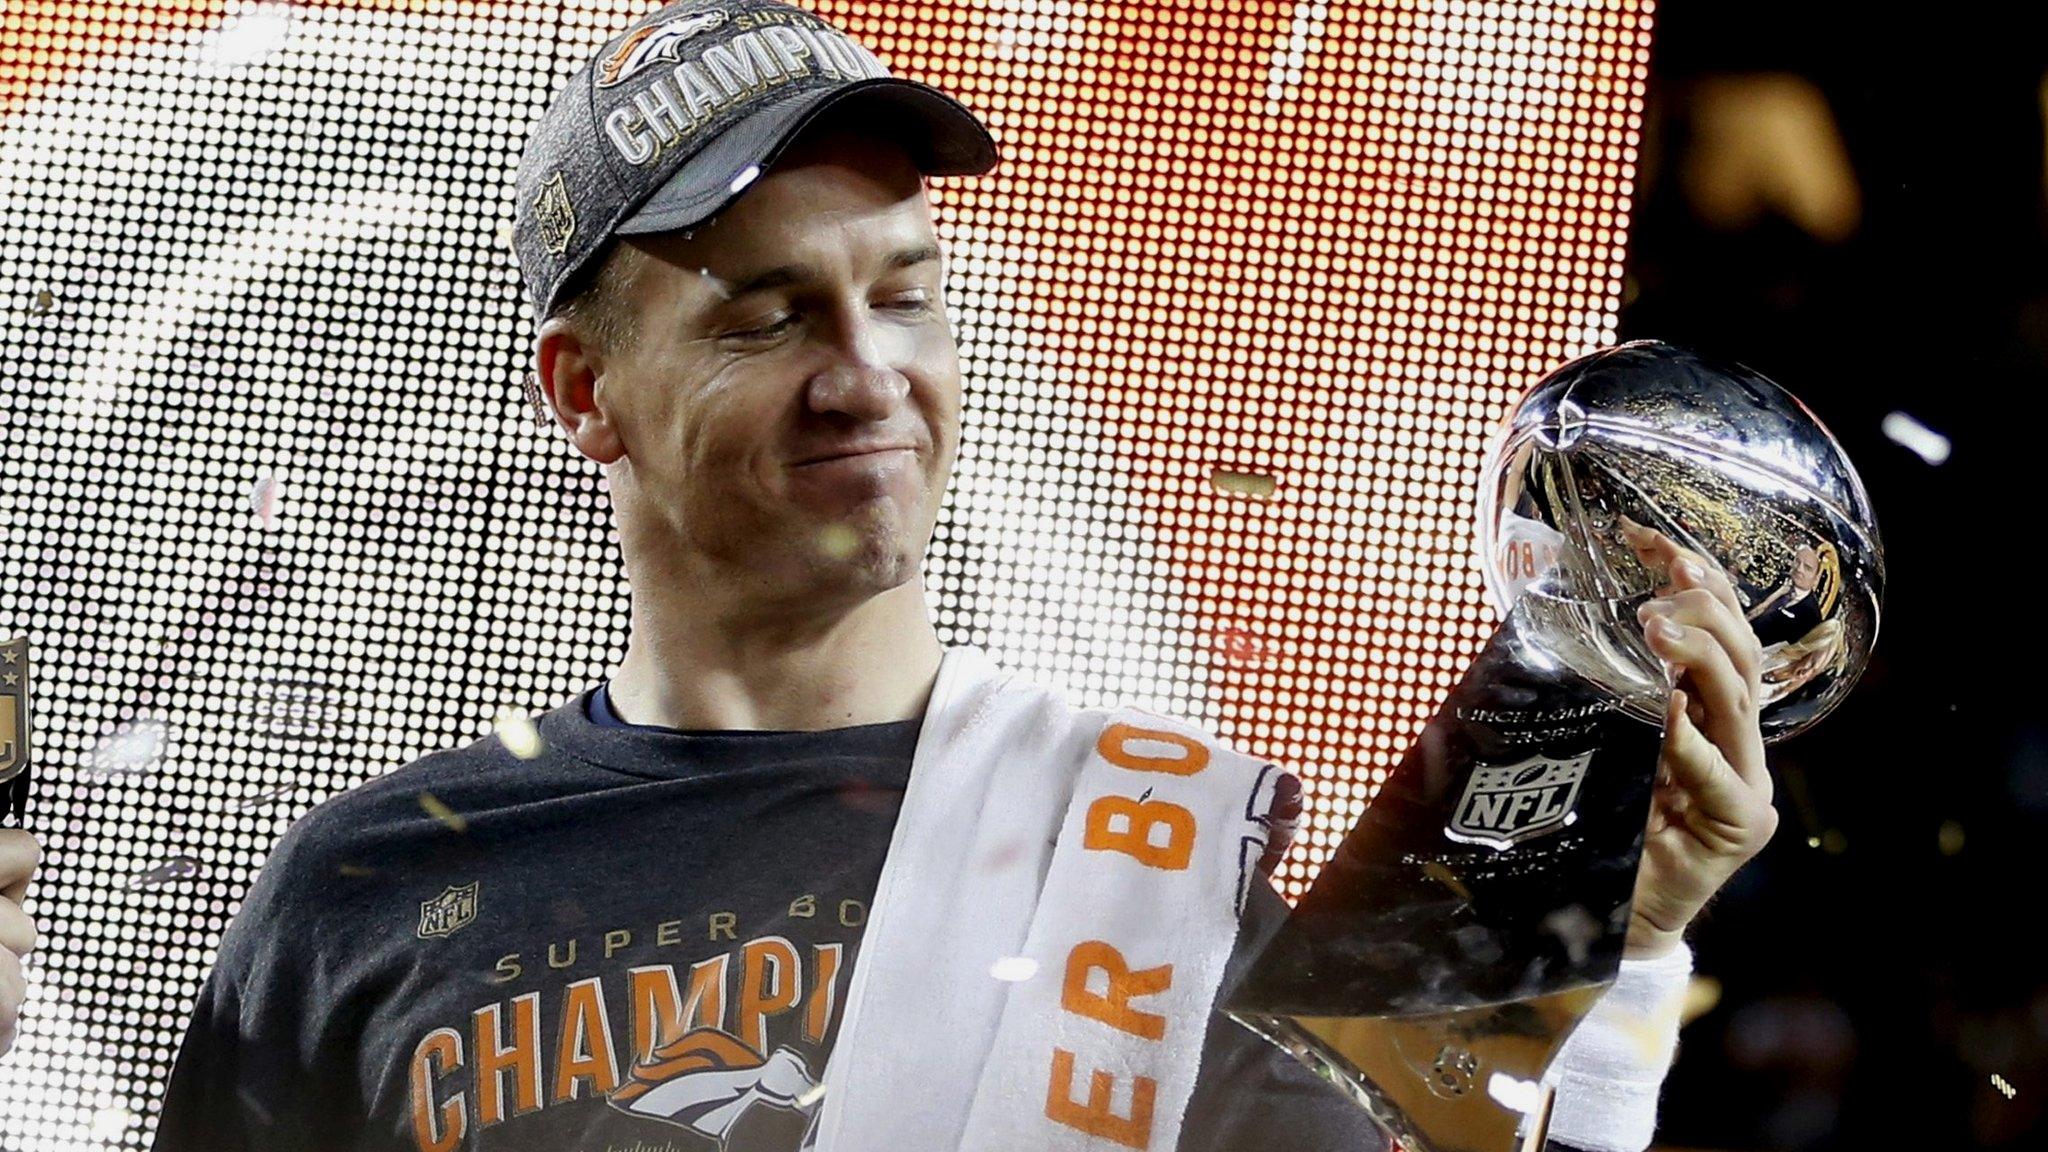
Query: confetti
248 471 285 527
197 3 298 68
128 856 201 890
90 717 169 777
1992 1073 2016 1099
1484 1071 1545 1115
1422 860 1472 902
816 523 859 559
250 675 340 742
1681 975 1722 1025
1209 468 1277 498
1938 820 1965 856
227 783 295 812
88 1104 136 1139
1215 625 1268 668
30 288 56 315
418 792 468 833
494 708 544 759
1881 411 1950 465
794 1081 827 1108
989 956 1039 982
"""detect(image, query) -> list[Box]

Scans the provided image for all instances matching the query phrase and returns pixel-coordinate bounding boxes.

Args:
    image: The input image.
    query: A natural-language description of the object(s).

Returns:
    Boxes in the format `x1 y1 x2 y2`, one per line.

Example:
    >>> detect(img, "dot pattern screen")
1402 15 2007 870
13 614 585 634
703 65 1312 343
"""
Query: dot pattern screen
0 0 1651 1143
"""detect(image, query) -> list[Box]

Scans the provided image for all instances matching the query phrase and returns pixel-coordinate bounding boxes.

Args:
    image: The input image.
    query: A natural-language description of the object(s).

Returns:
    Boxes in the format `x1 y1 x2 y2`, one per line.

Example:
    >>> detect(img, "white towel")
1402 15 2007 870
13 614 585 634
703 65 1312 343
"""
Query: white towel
811 644 1283 1152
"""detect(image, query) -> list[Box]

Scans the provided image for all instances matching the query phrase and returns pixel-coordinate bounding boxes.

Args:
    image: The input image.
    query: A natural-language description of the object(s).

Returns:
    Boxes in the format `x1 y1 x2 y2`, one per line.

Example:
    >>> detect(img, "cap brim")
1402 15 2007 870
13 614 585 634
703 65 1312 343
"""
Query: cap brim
613 78 998 237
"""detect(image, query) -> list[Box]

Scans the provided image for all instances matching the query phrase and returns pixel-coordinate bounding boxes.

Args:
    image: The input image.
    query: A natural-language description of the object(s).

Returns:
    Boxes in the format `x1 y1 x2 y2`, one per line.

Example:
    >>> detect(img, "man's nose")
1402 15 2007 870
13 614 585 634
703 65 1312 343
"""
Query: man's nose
806 310 911 419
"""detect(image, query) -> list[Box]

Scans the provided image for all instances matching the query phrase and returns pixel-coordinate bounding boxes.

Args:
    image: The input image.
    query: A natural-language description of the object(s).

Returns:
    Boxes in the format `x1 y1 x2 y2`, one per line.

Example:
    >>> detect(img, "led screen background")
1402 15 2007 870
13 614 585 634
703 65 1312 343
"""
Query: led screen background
0 0 1652 1142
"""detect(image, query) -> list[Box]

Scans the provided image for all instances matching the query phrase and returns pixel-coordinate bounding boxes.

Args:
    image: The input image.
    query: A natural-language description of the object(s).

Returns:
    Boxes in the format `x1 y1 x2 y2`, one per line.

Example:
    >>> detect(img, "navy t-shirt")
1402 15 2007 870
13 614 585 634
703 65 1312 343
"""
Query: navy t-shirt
145 677 1531 1151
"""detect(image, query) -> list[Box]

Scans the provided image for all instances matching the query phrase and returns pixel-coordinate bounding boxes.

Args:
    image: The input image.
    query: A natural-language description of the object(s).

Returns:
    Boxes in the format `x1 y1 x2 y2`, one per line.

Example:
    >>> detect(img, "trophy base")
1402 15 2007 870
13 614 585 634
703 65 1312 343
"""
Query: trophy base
1227 982 1603 1152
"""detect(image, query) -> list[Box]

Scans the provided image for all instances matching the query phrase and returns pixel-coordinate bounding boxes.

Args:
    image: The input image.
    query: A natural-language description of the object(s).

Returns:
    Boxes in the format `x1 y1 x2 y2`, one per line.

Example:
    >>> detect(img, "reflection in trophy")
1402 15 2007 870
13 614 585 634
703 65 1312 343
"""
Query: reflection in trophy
1225 341 1885 1151
1479 340 1884 743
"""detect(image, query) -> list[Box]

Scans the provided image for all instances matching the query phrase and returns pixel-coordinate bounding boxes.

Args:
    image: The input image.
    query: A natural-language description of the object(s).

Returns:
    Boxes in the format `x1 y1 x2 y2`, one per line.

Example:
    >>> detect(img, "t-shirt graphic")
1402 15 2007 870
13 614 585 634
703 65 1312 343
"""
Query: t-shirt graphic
151 680 1392 1152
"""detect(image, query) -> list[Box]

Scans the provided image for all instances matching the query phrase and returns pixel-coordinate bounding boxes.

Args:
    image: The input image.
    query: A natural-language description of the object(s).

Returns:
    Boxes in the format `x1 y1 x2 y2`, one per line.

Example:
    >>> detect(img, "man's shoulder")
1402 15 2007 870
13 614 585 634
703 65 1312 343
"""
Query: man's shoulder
266 727 528 866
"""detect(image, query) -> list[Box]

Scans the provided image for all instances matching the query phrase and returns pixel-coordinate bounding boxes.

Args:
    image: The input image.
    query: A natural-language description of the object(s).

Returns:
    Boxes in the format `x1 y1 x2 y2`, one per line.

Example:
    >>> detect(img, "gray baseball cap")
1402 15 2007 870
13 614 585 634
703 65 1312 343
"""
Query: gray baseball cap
510 0 1000 330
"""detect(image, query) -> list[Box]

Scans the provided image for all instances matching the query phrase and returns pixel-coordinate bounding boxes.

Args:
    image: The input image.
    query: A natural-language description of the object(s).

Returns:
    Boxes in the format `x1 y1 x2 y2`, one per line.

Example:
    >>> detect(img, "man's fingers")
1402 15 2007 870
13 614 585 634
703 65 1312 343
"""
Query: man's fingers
0 944 22 1054
1623 522 1742 614
1661 690 1771 839
0 899 35 958
1640 588 1765 688
1645 615 1767 785
1663 545 1744 620
0 831 38 906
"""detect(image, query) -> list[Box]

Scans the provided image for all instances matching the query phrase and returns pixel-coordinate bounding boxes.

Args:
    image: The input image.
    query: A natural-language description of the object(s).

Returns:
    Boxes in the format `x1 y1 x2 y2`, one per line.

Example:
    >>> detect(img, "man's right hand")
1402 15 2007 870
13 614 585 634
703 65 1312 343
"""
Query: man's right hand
0 828 40 1056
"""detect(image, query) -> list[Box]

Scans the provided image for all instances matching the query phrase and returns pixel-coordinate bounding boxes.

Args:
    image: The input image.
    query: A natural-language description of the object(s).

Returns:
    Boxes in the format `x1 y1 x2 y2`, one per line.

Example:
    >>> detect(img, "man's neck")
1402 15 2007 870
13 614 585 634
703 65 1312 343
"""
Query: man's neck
607 579 945 732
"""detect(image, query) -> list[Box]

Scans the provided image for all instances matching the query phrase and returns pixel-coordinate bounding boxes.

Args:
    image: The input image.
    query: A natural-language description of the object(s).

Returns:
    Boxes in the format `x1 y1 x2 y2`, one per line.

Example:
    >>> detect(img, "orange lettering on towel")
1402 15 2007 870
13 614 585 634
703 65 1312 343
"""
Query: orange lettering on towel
1084 795 1195 870
1098 722 1211 776
1046 1046 1157 1149
1062 940 1172 1040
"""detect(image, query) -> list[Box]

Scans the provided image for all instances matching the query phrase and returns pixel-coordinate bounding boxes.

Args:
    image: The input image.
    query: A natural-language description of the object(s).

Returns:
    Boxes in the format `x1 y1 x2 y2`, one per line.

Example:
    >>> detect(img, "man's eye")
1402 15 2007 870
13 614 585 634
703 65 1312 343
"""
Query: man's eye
728 314 797 340
883 293 934 314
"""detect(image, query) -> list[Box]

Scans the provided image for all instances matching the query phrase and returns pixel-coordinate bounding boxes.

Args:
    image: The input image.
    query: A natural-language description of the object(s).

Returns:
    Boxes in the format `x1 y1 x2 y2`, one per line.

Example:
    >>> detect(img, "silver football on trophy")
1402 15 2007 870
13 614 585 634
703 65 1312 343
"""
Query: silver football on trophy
1478 340 1884 742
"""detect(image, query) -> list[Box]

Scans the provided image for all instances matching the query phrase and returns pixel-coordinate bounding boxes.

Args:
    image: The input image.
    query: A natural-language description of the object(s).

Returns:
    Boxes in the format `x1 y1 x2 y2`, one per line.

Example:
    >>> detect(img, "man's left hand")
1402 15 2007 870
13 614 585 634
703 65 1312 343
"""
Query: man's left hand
1625 530 1781 959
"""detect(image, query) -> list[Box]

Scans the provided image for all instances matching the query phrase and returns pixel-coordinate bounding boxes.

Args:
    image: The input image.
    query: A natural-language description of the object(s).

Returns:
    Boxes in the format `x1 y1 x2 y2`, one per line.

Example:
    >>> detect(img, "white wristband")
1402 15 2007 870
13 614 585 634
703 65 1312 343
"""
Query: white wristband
1538 943 1694 1152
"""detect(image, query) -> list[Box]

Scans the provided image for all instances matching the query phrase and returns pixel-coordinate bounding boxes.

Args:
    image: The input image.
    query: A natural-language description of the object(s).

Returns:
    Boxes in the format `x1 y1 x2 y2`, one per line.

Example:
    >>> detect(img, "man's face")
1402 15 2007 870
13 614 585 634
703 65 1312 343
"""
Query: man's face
565 129 962 608
1792 546 1820 591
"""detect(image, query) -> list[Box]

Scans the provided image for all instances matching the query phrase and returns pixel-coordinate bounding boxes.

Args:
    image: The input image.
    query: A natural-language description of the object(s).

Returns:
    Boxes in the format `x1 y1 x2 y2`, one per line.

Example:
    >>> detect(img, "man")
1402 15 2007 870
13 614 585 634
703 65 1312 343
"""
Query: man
0 1 1779 1149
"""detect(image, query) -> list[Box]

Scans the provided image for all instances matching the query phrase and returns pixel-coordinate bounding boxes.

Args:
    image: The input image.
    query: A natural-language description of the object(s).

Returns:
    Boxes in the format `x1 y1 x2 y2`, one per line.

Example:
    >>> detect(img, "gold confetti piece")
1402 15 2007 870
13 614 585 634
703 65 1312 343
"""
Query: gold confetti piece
494 708 544 760
419 791 468 833
1680 975 1721 1025
1806 835 1821 849
1422 860 1473 902
1992 1073 2016 1099
1209 468 1277 498
1938 820 1965 856
494 221 515 249
31 288 56 314
816 523 859 560
795 1082 827 1108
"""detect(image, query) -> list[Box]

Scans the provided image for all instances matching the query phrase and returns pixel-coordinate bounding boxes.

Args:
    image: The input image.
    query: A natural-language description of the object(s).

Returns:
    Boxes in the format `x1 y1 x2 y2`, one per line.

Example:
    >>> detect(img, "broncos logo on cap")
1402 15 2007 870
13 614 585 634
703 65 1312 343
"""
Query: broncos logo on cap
611 1026 823 1150
597 10 730 88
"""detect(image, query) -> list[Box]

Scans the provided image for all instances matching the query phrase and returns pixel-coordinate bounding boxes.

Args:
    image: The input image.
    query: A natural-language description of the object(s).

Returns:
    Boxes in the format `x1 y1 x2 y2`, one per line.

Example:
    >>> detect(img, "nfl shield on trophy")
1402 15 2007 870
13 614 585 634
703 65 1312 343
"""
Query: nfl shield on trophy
1225 341 1885 1152
1 636 27 824
1451 755 1592 852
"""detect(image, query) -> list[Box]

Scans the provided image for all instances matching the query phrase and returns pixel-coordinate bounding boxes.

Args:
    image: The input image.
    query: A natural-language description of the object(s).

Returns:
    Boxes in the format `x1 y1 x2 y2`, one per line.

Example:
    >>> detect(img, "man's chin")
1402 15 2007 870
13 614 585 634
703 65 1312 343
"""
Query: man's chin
794 515 921 587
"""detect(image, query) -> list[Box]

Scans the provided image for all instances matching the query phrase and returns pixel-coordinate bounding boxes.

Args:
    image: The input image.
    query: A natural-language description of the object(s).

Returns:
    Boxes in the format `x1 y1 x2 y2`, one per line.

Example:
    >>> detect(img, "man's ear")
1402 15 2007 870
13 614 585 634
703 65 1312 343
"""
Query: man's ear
534 319 627 465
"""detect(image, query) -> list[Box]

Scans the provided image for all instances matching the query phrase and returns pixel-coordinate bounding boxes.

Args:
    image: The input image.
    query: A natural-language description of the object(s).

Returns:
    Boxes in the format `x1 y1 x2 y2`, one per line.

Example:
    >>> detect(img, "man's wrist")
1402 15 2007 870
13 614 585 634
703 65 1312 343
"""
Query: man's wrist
1621 927 1684 960
1623 910 1687 960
